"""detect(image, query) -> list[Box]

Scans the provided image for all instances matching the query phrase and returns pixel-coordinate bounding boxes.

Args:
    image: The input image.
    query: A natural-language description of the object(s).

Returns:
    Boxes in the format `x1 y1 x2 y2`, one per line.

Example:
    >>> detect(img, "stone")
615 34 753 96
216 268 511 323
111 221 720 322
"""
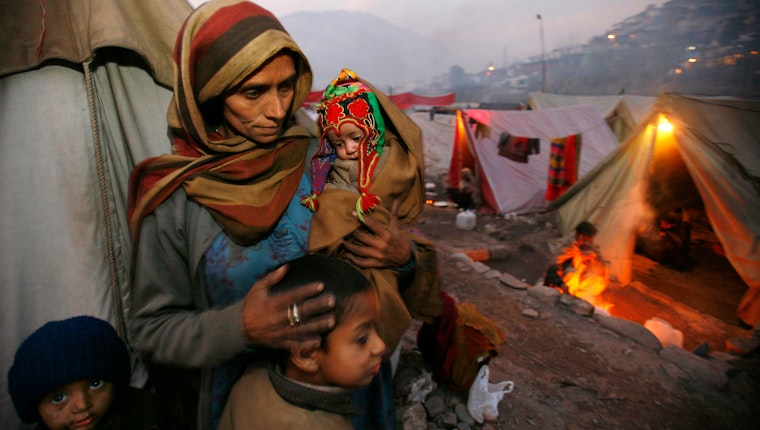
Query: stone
441 411 459 428
400 403 428 430
484 269 502 279
498 272 531 289
450 252 472 263
558 293 595 316
521 308 539 318
594 313 663 351
471 261 491 273
659 344 729 390
395 367 418 398
527 285 561 302
455 402 475 426
424 392 446 419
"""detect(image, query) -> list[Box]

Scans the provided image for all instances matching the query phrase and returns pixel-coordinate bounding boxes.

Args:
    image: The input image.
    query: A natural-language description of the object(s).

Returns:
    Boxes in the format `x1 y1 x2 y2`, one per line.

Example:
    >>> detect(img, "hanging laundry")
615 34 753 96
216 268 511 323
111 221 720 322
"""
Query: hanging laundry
546 134 582 201
497 132 540 163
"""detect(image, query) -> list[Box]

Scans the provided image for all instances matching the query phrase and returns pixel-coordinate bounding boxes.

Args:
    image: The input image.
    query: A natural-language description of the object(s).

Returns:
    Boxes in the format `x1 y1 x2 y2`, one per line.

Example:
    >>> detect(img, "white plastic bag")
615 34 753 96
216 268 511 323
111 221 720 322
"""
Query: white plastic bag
466 364 514 423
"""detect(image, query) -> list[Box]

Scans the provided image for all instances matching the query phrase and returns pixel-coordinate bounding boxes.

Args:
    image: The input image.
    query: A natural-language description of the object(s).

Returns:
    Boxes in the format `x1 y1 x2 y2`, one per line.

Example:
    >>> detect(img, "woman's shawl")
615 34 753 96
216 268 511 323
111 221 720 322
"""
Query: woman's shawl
127 0 313 246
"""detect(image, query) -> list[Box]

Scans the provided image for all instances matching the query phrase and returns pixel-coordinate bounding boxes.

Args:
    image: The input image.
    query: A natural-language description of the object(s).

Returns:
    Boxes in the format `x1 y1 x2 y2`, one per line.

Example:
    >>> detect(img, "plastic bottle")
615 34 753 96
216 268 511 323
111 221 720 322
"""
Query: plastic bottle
456 209 477 230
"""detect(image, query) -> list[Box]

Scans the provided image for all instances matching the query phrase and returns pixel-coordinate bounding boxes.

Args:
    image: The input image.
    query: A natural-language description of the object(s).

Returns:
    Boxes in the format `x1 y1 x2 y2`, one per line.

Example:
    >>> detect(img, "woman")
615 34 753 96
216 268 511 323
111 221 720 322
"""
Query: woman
126 1 440 429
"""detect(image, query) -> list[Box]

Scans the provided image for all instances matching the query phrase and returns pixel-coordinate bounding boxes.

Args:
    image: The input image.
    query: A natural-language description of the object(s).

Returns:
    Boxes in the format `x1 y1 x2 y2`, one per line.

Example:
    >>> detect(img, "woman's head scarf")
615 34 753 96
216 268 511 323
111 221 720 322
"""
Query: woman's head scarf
128 0 313 246
303 68 386 220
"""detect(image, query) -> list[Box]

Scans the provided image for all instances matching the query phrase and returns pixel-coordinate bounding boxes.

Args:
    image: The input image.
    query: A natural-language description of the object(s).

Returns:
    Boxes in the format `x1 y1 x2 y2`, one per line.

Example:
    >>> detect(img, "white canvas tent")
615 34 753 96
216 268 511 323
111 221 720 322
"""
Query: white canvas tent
448 105 619 215
408 110 457 178
0 1 191 428
547 93 760 327
528 92 656 143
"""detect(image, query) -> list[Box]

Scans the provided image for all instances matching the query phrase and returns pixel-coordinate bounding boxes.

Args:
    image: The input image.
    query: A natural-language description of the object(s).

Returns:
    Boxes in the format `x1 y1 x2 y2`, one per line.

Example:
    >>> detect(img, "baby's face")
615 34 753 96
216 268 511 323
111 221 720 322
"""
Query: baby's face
326 122 364 160
37 378 114 430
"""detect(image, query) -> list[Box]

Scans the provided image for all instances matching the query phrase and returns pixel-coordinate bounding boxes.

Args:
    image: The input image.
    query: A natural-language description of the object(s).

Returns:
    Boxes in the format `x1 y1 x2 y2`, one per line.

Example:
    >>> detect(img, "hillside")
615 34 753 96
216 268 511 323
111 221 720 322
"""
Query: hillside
282 11 454 90
283 0 759 99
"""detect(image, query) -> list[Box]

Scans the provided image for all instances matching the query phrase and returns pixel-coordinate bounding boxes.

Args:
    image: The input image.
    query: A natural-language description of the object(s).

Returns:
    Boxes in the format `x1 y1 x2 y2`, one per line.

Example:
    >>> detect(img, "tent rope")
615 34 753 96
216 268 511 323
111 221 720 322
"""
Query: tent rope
82 56 127 341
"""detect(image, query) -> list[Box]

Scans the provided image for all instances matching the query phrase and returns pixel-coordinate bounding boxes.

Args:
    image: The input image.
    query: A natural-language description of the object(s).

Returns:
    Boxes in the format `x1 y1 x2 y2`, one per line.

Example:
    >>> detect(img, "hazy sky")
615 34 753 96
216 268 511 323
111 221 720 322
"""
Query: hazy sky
190 0 668 70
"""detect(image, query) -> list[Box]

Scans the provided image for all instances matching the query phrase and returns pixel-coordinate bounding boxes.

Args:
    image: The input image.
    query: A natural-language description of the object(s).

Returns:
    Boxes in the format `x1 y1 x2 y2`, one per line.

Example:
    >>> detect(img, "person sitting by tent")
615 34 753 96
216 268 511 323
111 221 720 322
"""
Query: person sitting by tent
545 221 601 293
446 168 481 210
636 209 692 271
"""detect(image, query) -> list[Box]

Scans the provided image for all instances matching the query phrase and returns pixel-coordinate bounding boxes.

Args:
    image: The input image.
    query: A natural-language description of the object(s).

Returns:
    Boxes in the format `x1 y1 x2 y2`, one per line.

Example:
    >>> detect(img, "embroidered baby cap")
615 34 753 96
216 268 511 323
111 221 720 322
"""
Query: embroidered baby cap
7 316 131 423
303 68 386 221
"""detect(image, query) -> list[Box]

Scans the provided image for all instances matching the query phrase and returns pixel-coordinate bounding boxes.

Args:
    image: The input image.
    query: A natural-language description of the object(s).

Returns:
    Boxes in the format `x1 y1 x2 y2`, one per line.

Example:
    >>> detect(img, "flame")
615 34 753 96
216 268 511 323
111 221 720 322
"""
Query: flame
562 246 613 311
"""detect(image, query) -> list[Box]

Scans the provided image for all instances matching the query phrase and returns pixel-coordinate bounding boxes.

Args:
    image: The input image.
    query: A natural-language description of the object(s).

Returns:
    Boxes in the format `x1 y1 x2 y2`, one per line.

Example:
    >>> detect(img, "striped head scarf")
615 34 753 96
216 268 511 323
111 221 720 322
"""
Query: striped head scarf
128 0 313 246
303 69 386 221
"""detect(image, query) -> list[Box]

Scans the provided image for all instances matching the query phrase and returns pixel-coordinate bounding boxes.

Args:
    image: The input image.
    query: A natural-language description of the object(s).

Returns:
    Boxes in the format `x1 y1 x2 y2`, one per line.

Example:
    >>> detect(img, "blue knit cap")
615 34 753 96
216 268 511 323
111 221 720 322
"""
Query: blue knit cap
7 316 131 423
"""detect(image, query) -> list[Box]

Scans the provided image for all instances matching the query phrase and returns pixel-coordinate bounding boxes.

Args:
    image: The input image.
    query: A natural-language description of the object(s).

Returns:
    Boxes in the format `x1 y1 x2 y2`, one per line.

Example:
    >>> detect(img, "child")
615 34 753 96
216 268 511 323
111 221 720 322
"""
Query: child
545 221 603 293
7 315 159 430
301 68 394 221
300 69 441 429
301 68 440 352
217 254 386 429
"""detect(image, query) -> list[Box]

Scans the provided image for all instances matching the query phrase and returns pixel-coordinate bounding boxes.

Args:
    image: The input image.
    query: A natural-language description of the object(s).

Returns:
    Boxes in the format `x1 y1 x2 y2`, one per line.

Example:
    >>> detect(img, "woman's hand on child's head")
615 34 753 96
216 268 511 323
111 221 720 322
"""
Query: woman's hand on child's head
242 265 336 351
344 200 413 269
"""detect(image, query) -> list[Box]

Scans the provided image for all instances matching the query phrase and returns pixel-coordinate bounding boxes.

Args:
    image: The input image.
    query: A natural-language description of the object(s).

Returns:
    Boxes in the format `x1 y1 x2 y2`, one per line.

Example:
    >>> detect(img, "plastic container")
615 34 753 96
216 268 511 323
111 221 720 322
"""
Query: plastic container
456 209 477 230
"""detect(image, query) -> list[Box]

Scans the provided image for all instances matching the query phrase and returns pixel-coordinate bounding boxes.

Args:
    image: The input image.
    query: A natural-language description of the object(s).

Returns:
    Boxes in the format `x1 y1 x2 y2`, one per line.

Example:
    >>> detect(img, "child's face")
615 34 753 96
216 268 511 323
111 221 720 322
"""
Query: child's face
37 378 114 430
326 122 364 160
314 289 386 389
577 233 595 249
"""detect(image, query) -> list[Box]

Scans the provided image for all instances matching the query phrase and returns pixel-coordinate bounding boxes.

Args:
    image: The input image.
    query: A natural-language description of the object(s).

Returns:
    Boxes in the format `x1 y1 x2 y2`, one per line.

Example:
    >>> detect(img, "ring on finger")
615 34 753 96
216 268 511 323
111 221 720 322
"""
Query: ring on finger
287 303 302 326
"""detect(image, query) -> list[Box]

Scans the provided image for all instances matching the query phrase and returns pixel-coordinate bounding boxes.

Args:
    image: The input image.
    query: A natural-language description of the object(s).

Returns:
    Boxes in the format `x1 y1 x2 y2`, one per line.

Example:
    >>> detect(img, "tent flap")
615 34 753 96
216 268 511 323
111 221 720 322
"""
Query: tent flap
552 93 760 327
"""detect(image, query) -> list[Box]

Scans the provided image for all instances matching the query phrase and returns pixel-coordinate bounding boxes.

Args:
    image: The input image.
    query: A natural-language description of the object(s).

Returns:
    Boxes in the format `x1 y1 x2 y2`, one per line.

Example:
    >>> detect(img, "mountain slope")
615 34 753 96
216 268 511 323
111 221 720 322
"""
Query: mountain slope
282 11 455 90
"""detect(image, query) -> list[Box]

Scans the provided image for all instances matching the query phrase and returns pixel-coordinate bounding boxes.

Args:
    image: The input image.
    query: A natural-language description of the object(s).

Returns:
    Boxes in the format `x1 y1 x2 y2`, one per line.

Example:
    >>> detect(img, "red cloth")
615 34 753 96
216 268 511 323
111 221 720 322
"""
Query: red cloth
545 134 581 201
417 292 507 391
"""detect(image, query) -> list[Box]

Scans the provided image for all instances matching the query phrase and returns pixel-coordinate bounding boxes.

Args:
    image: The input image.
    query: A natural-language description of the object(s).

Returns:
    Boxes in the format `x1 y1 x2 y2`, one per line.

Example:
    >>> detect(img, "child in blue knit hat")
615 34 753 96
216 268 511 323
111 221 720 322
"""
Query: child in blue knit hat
7 315 159 430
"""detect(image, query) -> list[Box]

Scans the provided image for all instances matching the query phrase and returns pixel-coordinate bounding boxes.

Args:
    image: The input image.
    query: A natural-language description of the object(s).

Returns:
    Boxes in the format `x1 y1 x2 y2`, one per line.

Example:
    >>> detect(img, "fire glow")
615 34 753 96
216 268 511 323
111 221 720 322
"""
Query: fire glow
562 246 613 311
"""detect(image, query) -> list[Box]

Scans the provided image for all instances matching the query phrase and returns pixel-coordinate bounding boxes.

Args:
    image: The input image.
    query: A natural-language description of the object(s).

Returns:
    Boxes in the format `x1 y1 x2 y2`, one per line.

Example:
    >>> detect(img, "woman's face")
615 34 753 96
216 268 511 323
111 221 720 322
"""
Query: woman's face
222 54 297 145
37 379 114 430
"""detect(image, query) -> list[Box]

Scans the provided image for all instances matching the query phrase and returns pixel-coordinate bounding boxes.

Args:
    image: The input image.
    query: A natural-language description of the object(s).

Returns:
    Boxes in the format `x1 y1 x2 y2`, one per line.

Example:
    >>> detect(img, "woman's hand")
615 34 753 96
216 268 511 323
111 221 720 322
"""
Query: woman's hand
242 265 335 351
343 200 413 269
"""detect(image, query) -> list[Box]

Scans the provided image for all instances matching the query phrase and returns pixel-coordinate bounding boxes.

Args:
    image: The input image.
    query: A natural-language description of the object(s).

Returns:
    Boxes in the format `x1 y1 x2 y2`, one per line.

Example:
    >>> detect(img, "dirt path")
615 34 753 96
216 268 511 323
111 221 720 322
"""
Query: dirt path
397 206 760 429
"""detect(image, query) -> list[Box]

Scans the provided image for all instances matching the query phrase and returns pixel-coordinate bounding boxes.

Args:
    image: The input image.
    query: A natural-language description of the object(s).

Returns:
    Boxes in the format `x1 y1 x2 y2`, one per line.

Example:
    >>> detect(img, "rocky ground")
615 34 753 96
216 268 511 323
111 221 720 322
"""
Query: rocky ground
392 206 760 430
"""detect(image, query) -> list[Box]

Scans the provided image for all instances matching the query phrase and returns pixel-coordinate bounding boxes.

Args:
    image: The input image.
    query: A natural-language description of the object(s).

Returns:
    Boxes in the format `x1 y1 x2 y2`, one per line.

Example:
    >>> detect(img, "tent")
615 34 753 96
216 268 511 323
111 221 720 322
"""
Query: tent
528 92 656 143
0 1 191 428
547 93 760 327
408 110 458 178
448 105 619 215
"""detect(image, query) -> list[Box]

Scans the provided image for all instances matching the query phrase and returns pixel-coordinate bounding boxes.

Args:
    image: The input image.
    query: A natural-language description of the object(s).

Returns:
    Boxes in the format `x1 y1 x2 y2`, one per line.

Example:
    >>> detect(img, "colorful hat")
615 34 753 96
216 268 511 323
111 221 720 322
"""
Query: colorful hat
302 69 386 221
7 316 131 423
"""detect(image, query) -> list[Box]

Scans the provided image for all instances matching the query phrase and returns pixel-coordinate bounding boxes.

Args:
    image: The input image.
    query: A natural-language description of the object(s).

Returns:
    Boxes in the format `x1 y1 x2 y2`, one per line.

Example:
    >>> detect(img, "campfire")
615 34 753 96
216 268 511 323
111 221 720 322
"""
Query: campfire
559 244 613 311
